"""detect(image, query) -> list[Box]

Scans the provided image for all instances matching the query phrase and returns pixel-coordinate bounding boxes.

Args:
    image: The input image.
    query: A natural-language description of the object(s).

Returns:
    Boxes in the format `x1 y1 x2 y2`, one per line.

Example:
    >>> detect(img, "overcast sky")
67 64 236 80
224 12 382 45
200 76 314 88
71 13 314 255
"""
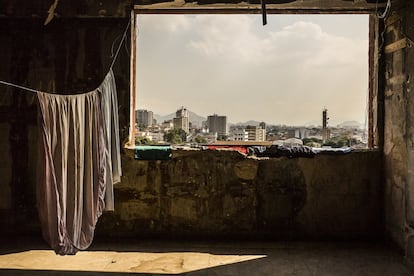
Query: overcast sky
135 14 368 126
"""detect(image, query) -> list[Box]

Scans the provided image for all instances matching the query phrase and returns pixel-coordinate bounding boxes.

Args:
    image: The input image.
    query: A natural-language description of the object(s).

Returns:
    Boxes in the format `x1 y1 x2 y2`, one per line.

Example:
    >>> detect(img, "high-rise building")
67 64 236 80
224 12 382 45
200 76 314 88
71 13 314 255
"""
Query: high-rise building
245 125 266 142
207 114 228 136
322 108 330 143
136 109 154 127
173 106 189 133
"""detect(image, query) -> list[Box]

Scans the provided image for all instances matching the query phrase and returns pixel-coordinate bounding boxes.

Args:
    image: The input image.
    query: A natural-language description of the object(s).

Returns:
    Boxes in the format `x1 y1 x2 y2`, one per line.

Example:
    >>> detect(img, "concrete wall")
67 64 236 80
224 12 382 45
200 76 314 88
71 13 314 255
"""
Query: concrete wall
95 150 382 240
383 0 414 263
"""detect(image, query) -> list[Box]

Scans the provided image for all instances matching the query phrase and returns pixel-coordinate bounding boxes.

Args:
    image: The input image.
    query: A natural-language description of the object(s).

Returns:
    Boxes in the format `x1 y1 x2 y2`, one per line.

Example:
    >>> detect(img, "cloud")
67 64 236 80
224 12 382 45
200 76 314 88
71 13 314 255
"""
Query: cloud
138 14 192 33
136 14 369 125
187 15 273 63
186 16 367 70
138 14 367 69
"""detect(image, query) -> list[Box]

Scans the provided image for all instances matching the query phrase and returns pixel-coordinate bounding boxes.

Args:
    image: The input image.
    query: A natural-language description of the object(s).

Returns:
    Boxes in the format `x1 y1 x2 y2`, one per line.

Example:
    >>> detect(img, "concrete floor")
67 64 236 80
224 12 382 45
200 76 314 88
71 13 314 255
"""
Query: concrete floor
0 237 413 275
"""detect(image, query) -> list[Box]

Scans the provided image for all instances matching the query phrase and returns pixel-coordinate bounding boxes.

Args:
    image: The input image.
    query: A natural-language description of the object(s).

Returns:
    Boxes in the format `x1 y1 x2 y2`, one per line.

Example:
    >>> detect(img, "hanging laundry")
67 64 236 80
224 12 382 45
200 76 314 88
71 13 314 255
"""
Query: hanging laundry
36 70 121 255
99 69 122 211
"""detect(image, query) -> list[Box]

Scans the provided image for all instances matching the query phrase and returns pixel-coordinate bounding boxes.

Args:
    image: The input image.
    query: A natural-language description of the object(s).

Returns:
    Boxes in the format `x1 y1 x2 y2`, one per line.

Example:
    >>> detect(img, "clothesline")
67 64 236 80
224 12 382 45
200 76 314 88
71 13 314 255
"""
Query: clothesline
0 80 38 93
0 19 131 95
109 19 131 70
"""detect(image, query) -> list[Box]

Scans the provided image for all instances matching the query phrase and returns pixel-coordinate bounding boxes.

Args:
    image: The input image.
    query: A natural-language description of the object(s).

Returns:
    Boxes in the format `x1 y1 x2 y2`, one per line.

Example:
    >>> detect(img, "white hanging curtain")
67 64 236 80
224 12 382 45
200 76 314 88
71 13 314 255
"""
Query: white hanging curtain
36 69 121 255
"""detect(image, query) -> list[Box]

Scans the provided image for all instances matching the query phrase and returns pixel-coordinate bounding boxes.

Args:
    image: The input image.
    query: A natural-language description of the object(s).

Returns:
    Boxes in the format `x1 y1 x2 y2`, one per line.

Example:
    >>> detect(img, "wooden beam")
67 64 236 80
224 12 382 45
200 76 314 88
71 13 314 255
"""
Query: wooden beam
386 12 401 26
134 0 387 14
385 38 408 54
129 10 137 147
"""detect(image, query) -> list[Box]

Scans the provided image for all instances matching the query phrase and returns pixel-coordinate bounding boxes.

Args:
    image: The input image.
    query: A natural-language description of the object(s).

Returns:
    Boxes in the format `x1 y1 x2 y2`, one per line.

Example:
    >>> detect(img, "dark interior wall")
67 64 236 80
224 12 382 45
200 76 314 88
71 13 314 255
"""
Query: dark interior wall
0 1 131 17
0 2 131 233
383 0 414 264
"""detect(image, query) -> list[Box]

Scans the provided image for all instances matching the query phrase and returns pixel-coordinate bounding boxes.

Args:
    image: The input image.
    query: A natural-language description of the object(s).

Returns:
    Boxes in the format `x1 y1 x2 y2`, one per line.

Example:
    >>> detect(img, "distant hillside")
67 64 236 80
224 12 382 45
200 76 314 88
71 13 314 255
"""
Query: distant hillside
230 120 261 126
304 120 364 129
153 110 206 128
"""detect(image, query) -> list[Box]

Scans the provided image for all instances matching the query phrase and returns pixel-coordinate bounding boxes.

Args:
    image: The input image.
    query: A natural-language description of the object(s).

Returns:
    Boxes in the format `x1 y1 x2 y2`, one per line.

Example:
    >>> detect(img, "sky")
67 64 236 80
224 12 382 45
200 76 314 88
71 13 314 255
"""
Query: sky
135 14 369 126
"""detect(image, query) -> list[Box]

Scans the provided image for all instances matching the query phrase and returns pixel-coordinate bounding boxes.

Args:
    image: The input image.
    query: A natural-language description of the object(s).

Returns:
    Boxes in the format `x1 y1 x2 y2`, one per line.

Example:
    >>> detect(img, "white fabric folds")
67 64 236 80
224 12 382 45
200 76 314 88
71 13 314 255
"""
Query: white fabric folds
99 70 122 211
36 69 121 255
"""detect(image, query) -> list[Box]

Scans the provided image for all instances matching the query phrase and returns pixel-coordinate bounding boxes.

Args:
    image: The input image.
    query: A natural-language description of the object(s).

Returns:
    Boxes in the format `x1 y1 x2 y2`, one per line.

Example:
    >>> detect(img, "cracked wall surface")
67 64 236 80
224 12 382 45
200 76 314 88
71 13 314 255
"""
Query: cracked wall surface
383 0 414 264
94 150 382 239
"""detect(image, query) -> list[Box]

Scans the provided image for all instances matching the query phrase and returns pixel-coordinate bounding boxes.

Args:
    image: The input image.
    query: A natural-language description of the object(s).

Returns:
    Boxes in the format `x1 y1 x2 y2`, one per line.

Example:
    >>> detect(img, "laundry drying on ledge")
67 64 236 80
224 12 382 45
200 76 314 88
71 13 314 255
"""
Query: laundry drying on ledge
205 144 353 158
134 145 173 160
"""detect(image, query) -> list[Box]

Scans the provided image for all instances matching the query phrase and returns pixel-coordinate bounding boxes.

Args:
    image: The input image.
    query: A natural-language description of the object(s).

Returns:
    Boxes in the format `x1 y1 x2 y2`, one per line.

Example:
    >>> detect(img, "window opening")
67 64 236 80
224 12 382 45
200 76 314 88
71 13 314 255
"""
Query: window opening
132 13 370 150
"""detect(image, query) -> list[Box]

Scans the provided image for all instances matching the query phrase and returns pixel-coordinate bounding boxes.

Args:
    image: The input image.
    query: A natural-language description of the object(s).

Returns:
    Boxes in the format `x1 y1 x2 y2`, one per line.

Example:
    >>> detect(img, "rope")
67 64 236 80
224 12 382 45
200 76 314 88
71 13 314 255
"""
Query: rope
378 0 391 19
0 80 37 94
0 18 131 94
109 19 131 70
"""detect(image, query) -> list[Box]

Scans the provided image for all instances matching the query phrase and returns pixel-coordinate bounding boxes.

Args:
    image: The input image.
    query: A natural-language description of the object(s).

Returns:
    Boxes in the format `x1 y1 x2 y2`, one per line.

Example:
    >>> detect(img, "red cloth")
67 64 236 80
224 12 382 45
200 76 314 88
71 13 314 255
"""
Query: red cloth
207 145 248 154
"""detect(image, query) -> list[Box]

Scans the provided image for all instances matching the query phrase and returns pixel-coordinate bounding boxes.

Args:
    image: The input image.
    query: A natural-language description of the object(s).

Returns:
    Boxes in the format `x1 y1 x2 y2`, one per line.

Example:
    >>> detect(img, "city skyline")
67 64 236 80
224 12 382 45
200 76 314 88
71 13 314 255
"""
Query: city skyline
136 14 368 126
138 106 363 128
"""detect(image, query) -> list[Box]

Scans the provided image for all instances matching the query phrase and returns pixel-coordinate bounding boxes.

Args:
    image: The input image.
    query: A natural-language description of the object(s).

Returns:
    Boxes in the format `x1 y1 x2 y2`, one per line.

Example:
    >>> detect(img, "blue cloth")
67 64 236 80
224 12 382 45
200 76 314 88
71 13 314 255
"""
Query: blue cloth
134 146 172 160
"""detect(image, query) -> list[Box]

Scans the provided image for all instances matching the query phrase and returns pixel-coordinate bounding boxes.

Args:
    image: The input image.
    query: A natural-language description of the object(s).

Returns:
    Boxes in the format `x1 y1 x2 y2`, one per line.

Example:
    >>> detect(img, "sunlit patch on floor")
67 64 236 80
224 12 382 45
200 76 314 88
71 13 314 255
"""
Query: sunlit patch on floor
0 250 266 274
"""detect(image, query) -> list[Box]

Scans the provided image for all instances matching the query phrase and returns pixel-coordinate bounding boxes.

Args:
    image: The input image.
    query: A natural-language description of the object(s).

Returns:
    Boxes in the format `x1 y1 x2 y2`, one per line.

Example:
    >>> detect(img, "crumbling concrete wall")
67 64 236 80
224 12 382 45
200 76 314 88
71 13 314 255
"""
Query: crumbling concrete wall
383 0 414 264
96 150 382 239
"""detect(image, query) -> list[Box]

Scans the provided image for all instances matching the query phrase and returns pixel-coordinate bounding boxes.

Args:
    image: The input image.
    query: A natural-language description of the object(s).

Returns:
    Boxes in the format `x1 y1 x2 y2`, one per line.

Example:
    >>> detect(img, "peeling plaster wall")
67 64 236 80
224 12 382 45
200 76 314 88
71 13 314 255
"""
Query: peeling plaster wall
383 0 414 264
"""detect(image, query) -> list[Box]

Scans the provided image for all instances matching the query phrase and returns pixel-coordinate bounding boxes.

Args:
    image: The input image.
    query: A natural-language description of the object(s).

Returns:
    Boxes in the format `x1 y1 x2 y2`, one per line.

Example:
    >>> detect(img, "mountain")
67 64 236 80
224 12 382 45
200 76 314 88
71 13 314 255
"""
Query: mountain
230 120 261 126
153 110 206 128
189 111 207 127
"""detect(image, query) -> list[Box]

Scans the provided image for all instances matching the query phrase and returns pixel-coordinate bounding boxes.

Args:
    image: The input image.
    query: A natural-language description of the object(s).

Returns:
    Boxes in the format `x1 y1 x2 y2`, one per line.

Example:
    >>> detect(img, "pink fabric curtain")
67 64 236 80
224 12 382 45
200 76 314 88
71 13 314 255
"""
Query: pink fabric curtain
36 70 121 255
